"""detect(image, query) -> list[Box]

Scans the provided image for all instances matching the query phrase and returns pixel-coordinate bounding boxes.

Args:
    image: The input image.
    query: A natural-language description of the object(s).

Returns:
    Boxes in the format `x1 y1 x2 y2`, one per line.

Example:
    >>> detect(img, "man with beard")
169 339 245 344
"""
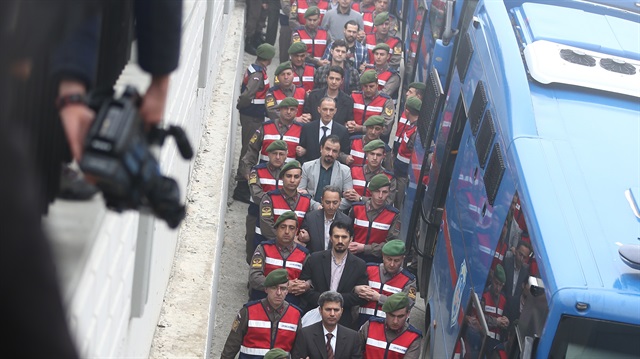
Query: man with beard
354 240 417 326
298 135 354 211
364 12 402 69
322 20 369 71
343 139 396 206
303 66 355 125
321 0 364 41
249 211 310 306
266 62 310 122
299 221 368 329
314 39 360 93
291 291 363 358
359 292 423 359
297 97 350 163
299 186 352 253
221 269 303 358
292 6 332 67
348 174 400 263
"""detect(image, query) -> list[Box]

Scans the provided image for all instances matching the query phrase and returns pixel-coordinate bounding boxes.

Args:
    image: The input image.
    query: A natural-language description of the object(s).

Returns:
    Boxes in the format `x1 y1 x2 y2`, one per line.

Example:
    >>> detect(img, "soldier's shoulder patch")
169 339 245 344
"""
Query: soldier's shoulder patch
251 256 263 268
266 95 276 108
249 133 259 144
261 206 272 216
291 3 297 13
408 286 417 300
231 317 240 332
384 106 394 117
394 43 402 55
292 32 301 43
248 172 258 184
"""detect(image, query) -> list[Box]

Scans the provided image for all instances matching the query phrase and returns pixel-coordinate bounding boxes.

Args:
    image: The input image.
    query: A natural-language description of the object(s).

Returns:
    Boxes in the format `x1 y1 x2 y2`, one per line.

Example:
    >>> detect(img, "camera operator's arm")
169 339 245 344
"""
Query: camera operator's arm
57 80 94 162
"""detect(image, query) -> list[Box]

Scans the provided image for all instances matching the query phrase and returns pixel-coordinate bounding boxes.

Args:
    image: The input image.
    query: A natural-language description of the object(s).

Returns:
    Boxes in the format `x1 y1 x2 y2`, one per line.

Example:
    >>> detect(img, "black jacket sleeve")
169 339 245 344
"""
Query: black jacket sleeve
134 0 182 75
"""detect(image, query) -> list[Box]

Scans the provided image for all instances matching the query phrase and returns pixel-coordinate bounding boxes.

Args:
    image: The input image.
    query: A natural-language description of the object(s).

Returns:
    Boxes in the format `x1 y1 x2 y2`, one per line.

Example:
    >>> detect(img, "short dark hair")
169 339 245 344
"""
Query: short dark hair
327 65 344 79
320 134 341 148
344 20 360 30
318 291 344 308
331 39 348 52
330 220 354 237
517 239 533 255
322 185 342 199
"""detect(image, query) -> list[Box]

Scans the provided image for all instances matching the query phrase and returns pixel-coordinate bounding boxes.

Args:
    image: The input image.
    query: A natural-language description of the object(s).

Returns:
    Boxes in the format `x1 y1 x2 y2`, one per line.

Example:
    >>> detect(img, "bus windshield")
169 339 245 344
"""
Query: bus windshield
549 316 640 358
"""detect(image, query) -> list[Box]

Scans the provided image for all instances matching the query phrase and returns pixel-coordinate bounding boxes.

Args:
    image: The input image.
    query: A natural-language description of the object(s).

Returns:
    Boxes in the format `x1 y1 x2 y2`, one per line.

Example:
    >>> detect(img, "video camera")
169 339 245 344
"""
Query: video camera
79 86 193 229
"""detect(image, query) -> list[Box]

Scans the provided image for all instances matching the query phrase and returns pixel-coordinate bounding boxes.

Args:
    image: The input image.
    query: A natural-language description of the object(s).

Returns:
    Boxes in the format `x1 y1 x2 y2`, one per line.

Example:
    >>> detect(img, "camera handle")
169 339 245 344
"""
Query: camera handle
147 125 194 160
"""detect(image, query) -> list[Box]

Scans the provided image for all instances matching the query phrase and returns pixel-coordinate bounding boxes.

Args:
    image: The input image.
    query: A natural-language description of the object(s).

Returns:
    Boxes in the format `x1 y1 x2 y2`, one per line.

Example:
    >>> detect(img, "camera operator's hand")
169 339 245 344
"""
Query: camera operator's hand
139 75 170 128
58 80 94 162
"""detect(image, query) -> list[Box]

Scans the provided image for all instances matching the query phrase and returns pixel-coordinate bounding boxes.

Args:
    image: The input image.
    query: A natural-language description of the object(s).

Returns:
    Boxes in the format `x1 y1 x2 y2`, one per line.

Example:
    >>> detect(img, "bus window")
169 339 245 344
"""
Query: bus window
549 316 640 359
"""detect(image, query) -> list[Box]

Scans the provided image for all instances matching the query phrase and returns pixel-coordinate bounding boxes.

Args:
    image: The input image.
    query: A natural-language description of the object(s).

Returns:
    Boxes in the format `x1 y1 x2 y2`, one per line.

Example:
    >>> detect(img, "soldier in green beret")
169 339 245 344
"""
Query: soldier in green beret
348 71 395 137
340 115 387 168
221 269 303 358
291 5 332 68
233 43 278 203
343 138 397 206
362 0 399 36
406 82 426 100
359 292 423 358
370 42 401 99
287 41 316 92
393 96 422 209
249 211 310 306
242 140 288 264
265 61 310 123
347 173 401 263
481 264 510 349
364 10 402 69
354 239 417 326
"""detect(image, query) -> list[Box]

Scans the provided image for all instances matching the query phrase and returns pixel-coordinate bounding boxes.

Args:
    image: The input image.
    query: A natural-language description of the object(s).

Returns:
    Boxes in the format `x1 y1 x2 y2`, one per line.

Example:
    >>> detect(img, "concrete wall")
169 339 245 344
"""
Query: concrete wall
58 1 232 357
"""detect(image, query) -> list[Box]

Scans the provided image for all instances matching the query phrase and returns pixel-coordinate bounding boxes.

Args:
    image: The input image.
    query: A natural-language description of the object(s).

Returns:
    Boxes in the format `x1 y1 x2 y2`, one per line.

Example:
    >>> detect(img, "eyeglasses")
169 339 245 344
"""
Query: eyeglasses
272 285 289 293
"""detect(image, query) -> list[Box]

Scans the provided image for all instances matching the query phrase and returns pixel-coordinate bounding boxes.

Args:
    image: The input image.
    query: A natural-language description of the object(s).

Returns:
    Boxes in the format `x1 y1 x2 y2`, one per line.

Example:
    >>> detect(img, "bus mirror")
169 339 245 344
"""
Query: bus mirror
528 276 545 297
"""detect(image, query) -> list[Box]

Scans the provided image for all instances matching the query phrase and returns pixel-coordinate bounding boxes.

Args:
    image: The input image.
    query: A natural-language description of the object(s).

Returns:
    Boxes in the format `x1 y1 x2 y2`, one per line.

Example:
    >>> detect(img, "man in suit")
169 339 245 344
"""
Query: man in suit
298 97 350 163
292 291 362 359
299 186 353 253
303 66 354 126
502 240 532 323
298 135 354 211
299 221 368 329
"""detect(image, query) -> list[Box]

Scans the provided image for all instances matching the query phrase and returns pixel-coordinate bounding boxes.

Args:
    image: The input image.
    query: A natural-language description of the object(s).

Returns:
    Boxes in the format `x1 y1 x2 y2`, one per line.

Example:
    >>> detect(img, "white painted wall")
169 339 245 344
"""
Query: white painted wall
63 1 232 357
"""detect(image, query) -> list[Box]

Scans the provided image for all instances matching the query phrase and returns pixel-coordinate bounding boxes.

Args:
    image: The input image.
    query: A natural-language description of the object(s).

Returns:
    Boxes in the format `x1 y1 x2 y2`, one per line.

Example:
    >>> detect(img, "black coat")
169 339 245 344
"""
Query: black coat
502 255 530 322
292 322 362 359
299 120 351 163
301 209 353 253
303 88 354 125
300 250 368 329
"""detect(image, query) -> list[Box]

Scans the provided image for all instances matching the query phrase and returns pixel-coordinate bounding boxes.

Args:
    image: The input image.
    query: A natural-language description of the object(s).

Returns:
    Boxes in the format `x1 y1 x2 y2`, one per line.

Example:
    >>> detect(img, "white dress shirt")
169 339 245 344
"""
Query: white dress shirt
318 120 334 142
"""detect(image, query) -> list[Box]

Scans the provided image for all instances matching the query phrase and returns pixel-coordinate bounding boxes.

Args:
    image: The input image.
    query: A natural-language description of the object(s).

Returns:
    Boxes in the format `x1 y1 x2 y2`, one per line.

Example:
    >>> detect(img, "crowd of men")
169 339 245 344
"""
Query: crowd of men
228 0 427 357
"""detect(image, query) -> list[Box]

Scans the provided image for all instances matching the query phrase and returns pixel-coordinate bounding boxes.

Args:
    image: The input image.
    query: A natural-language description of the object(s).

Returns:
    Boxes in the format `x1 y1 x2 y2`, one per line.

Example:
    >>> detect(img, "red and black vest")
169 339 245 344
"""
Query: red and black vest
239 301 302 358
359 264 415 318
262 241 309 280
269 189 311 230
292 63 316 92
376 69 396 92
362 12 375 34
254 164 282 194
294 27 329 58
365 34 401 63
240 64 270 118
393 110 408 149
352 91 390 126
269 85 306 117
351 166 394 197
293 0 329 24
482 291 507 341
349 135 367 166
394 124 417 177
259 121 303 163
364 318 422 359
352 202 398 246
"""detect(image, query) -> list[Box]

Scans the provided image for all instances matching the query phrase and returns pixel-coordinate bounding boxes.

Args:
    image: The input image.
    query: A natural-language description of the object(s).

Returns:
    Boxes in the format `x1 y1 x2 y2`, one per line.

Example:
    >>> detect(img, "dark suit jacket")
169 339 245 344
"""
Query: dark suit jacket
303 88 354 126
301 209 353 253
502 255 530 322
292 322 362 359
299 120 350 163
300 250 368 329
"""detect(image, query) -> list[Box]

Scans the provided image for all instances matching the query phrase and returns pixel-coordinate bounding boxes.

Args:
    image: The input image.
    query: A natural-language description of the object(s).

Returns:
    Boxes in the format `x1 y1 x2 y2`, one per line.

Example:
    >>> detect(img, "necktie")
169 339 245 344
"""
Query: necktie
321 126 329 143
326 333 334 359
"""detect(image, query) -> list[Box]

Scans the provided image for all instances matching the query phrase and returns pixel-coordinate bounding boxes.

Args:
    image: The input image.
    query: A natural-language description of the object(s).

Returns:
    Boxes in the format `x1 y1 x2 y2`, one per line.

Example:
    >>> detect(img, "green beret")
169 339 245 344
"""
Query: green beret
305 6 321 18
405 97 422 112
264 269 289 287
275 61 293 76
279 160 302 177
360 70 378 84
368 173 391 191
374 11 390 26
382 239 406 256
274 210 298 228
276 97 300 108
266 140 288 153
256 43 276 60
288 41 307 54
364 115 385 127
382 292 410 313
408 82 426 91
363 139 386 152
264 348 288 359
494 264 506 284
372 43 391 54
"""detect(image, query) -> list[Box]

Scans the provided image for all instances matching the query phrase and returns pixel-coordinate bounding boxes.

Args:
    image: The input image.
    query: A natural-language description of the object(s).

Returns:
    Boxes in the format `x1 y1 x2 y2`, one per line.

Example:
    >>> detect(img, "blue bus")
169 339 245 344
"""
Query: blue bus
396 0 640 357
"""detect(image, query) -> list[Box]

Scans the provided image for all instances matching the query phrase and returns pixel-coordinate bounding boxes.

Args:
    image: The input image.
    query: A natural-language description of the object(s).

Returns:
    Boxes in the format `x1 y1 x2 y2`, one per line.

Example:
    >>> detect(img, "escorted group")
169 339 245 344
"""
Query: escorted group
226 0 427 357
